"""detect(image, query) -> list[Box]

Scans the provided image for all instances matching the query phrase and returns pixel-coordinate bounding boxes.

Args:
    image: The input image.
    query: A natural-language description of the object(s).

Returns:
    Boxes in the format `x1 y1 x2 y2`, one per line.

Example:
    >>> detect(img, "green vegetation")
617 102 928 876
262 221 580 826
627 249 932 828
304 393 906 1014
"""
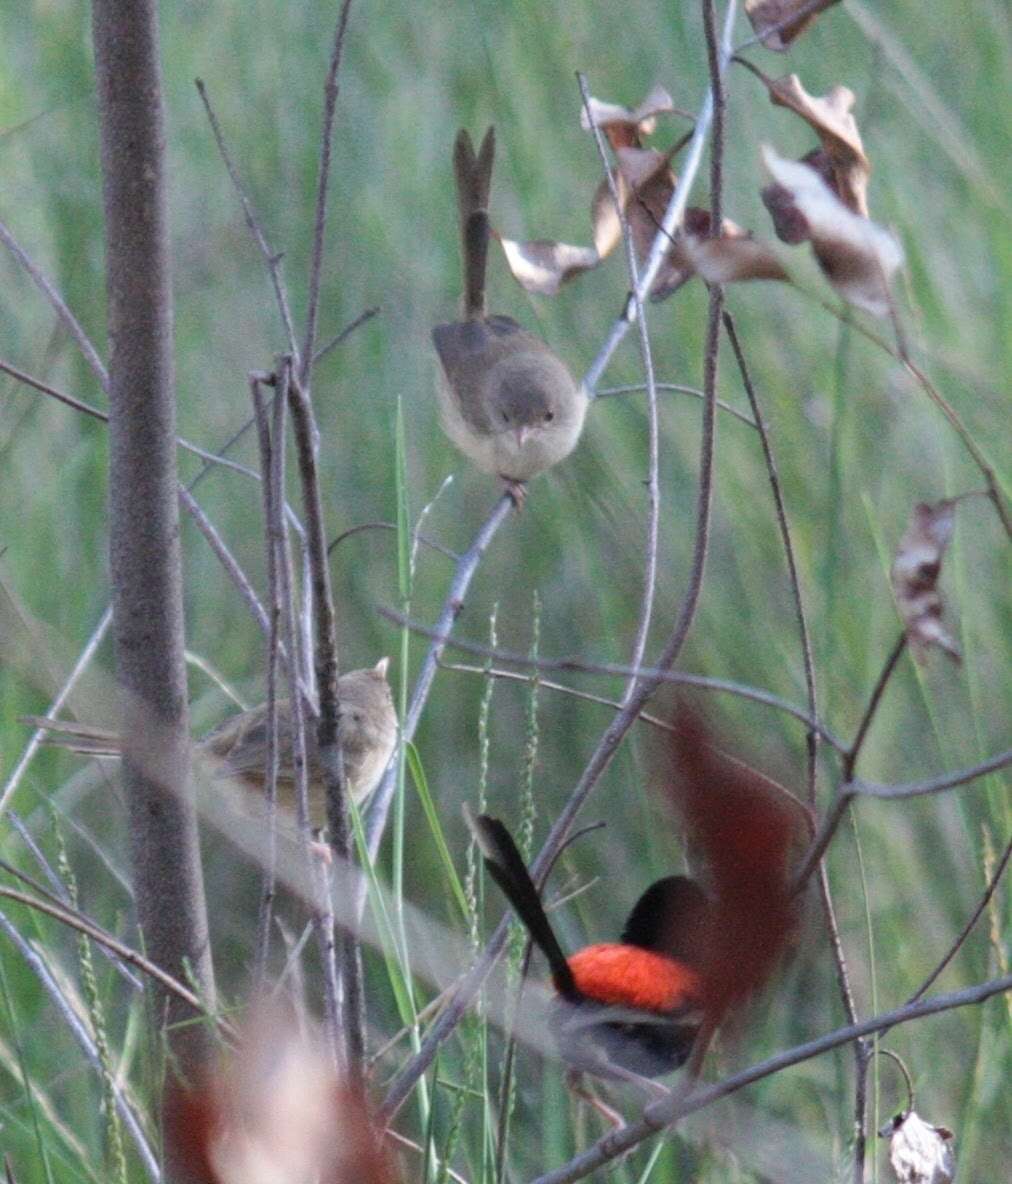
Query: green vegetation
0 1 1008 1181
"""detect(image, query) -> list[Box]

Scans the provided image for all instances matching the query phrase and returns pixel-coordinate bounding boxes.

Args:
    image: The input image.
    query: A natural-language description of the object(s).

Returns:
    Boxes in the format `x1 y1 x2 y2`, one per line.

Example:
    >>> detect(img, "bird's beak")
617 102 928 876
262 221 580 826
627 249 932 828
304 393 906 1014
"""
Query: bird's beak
373 656 390 678
513 425 532 449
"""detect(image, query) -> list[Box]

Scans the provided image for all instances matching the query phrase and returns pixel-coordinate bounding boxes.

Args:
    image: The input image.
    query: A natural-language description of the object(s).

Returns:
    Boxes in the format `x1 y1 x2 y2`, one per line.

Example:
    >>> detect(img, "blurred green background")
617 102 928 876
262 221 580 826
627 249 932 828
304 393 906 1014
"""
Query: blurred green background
0 1 1008 1181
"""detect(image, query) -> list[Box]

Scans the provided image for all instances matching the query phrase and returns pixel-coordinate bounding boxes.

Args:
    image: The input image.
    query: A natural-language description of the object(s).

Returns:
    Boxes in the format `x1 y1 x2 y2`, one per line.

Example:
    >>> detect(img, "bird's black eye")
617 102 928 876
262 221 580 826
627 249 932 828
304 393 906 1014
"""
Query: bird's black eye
544 410 555 422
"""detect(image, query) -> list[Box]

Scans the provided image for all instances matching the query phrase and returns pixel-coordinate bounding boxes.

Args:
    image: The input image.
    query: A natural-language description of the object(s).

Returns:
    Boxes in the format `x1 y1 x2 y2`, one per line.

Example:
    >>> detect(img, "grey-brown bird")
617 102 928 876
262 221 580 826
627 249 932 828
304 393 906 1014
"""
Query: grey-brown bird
22 659 397 828
433 128 588 504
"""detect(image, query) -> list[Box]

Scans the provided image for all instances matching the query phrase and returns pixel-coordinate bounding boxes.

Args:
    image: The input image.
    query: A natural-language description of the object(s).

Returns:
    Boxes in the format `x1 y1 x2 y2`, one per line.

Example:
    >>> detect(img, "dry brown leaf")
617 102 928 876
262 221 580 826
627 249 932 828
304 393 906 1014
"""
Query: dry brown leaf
496 236 602 297
762 147 902 316
579 83 676 148
613 148 789 296
880 1112 955 1184
753 70 869 214
745 0 841 51
890 499 960 663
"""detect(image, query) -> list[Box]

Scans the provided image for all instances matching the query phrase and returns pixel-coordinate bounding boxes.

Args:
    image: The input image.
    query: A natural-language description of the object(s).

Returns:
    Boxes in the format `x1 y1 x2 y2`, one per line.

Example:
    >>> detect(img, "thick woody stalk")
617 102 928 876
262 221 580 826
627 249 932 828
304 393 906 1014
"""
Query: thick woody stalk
91 0 214 1094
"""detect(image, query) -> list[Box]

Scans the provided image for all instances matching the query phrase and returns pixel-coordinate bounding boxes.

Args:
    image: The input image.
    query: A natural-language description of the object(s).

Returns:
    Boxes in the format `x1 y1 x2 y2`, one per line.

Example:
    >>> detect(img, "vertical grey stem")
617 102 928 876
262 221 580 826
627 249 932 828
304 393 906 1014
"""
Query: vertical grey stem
91 0 215 1138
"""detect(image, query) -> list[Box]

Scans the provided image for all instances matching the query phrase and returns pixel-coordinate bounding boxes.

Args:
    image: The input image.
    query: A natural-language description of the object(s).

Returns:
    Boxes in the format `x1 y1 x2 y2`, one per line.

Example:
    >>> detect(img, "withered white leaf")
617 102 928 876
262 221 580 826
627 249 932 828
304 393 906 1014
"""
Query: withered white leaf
580 83 675 148
682 229 789 285
762 147 902 316
890 499 960 663
496 236 602 297
745 0 842 52
752 70 869 214
880 1111 955 1184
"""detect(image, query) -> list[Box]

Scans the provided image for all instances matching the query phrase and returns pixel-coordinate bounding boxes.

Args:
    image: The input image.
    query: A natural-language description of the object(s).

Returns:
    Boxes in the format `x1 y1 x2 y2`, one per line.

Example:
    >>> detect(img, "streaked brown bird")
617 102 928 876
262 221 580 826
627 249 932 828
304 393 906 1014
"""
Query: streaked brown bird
432 127 588 504
22 659 397 827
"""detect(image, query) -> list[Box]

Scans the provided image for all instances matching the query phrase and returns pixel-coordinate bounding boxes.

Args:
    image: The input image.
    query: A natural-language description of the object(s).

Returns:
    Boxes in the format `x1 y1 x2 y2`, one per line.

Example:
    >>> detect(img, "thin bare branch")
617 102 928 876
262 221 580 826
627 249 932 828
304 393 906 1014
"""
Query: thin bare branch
578 71 662 691
328 520 459 563
301 0 356 381
365 494 515 856
595 381 758 428
380 607 847 750
312 304 380 367
908 833 1012 1002
287 363 365 1079
194 79 300 360
794 748 1012 891
0 910 161 1181
0 218 109 390
845 631 908 780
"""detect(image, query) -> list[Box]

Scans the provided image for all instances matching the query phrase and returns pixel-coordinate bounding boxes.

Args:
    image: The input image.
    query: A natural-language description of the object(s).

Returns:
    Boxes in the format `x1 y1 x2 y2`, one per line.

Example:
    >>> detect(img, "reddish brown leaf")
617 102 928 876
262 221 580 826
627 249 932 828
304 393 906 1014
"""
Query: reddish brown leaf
666 709 802 1024
580 83 676 149
745 0 841 51
880 1111 955 1184
762 148 903 316
166 1008 399 1184
890 499 961 663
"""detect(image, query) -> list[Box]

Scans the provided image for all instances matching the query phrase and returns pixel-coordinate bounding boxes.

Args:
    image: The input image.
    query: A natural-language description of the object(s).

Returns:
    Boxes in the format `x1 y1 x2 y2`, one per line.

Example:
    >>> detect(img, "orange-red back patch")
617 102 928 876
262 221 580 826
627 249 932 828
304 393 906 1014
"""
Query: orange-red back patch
566 944 701 1013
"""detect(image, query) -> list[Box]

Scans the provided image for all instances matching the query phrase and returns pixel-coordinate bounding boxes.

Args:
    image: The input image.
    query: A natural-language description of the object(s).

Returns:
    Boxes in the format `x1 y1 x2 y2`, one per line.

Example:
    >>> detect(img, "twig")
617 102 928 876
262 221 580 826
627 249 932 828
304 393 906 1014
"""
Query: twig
908 832 1012 1003
528 974 1012 1184
378 610 845 749
287 363 366 1080
328 520 459 563
250 378 282 986
581 0 738 393
365 494 515 856
701 0 726 231
578 71 662 689
595 381 757 428
0 911 161 1181
0 887 225 1029
872 1047 915 1116
195 79 300 361
793 748 1012 892
844 632 908 780
0 219 109 390
312 305 380 366
807 293 1012 539
300 0 356 381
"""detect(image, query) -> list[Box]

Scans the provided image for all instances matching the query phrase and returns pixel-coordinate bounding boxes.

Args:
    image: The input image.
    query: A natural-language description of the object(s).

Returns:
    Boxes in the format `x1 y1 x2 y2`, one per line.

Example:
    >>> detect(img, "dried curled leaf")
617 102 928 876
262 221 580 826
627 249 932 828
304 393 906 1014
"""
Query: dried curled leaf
762 148 903 316
615 149 788 298
496 236 602 297
745 0 841 52
880 1111 955 1184
168 1008 398 1184
579 83 676 148
667 709 802 1024
890 499 961 663
752 69 869 213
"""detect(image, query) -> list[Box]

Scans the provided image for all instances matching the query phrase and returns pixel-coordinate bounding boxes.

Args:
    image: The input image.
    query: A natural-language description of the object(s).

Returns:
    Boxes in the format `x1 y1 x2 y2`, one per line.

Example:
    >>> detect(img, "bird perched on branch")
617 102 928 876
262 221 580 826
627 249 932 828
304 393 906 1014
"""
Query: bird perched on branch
468 709 800 1110
468 810 709 1097
433 127 588 505
23 659 397 828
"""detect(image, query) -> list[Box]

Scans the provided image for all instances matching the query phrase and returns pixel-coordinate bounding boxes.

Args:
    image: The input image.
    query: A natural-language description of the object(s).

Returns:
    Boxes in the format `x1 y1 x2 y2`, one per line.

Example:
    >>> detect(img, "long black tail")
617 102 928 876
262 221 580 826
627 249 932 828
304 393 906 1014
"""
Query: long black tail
452 127 495 319
467 810 579 999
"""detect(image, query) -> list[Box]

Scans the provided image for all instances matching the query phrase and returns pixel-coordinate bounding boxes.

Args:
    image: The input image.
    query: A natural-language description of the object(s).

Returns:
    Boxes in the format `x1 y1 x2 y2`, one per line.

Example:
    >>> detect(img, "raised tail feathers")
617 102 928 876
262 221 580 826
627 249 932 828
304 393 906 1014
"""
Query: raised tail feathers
453 127 495 319
466 808 579 998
